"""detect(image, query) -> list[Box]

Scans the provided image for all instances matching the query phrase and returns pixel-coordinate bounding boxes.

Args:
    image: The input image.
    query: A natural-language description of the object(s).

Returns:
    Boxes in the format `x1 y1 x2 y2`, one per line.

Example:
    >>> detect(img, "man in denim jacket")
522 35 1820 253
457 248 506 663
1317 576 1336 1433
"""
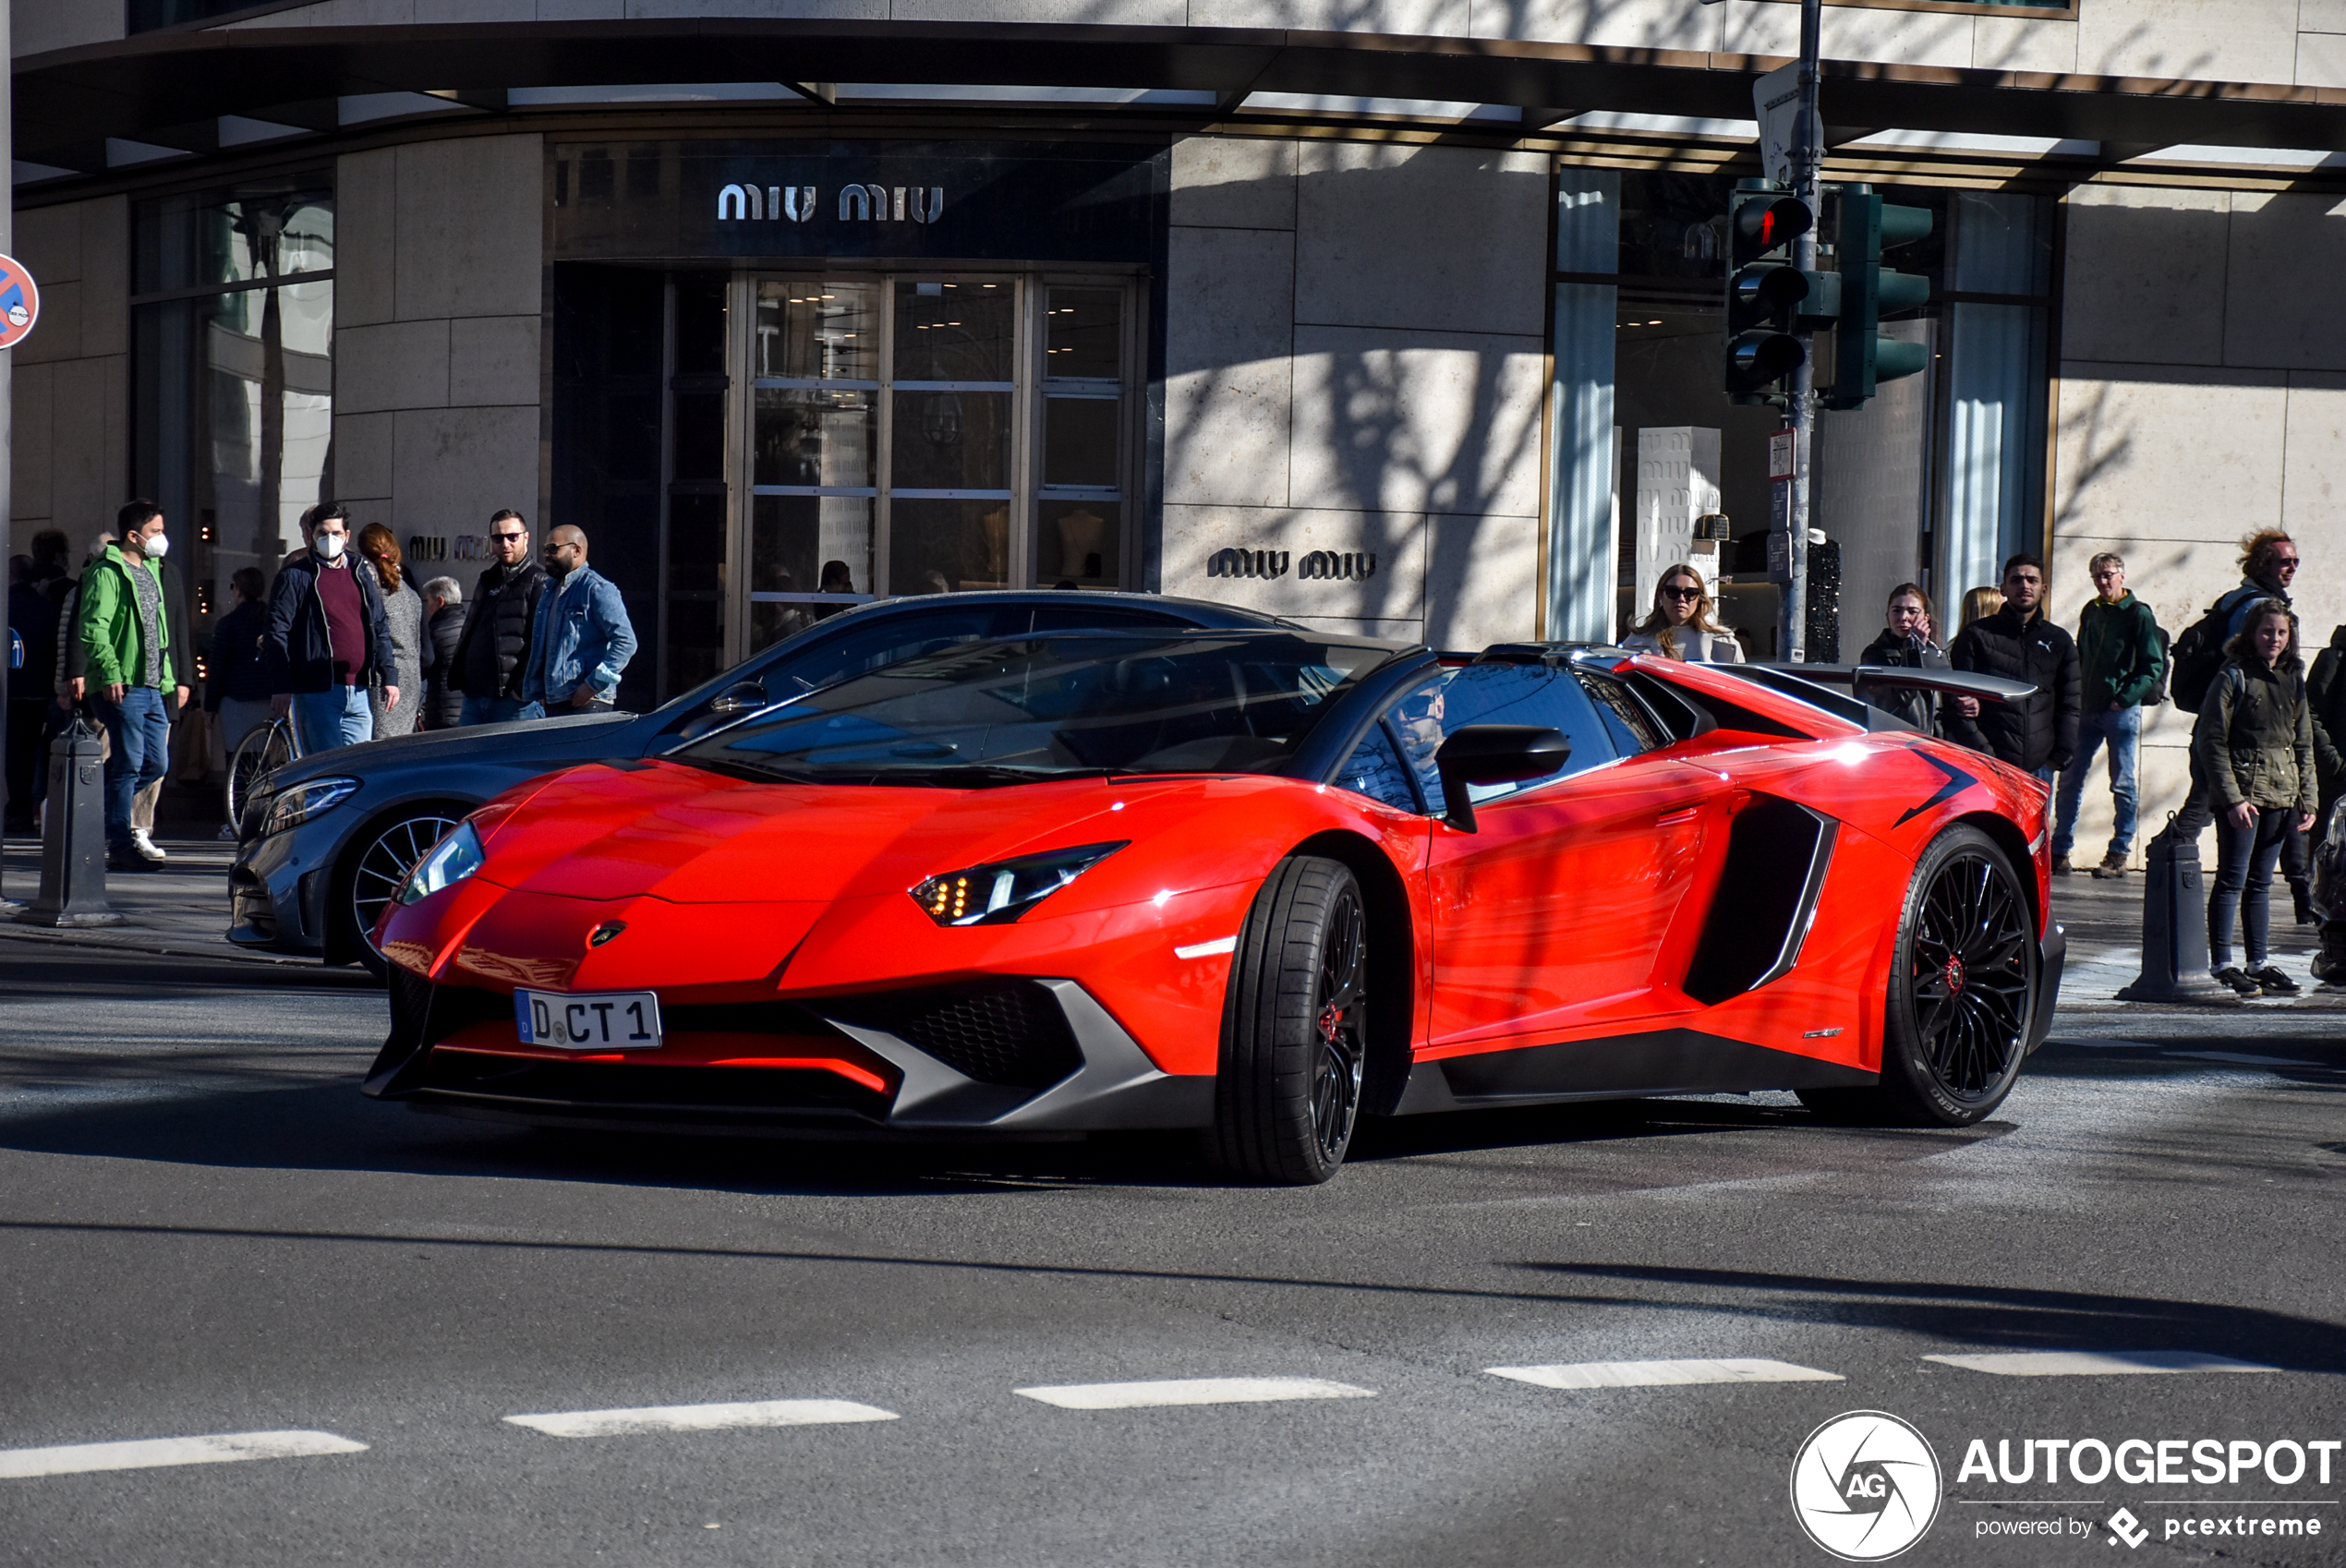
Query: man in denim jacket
521 525 637 715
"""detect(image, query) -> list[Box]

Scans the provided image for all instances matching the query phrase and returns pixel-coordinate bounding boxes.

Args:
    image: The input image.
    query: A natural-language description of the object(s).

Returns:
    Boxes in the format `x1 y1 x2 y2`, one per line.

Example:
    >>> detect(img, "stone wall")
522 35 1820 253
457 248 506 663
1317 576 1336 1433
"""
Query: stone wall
9 194 128 559
332 133 545 597
1161 134 1548 646
2049 182 2346 866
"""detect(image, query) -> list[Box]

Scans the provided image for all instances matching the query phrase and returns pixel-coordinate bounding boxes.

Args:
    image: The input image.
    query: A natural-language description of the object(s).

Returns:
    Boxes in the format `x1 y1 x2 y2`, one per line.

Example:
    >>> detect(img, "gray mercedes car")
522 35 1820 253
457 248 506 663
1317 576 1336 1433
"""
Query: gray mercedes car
227 590 1288 974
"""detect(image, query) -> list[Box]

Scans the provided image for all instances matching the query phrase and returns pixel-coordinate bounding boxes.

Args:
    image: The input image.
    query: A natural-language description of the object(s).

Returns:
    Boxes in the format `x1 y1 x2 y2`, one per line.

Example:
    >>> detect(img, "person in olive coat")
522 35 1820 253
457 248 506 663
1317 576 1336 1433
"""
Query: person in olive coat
2195 598 2317 997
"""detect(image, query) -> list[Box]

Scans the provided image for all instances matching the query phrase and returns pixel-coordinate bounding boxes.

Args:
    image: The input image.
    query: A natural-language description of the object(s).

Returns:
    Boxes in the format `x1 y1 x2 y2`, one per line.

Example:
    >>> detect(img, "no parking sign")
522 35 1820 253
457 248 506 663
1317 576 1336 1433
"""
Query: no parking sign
0 255 40 349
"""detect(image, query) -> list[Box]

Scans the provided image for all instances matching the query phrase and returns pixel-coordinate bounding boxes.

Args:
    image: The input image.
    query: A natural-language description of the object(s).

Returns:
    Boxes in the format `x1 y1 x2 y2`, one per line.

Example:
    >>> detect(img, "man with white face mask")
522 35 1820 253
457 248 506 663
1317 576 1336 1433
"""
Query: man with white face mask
74 501 177 870
265 503 399 754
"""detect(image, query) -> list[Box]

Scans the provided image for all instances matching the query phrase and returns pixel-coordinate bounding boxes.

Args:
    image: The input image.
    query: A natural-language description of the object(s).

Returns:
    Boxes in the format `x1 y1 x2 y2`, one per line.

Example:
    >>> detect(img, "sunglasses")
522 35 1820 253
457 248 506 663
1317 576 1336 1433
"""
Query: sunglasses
1662 585 1702 600
492 532 526 543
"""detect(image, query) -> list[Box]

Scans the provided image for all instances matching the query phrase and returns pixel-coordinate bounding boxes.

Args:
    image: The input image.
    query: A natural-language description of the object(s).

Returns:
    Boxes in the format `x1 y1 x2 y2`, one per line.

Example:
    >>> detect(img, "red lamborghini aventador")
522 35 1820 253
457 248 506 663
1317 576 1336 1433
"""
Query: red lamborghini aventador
366 630 2062 1183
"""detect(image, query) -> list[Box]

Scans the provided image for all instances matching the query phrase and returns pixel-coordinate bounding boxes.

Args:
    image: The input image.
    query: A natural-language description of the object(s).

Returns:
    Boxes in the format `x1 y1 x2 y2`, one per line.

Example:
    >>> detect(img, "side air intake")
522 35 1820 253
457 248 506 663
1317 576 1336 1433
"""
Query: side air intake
1681 796 1837 1007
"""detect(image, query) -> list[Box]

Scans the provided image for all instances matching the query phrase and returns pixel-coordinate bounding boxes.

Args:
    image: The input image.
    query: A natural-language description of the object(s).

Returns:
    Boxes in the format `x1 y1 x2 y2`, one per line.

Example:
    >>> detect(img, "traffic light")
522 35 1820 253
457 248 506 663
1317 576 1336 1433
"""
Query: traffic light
1723 181 1821 403
1825 186 1932 410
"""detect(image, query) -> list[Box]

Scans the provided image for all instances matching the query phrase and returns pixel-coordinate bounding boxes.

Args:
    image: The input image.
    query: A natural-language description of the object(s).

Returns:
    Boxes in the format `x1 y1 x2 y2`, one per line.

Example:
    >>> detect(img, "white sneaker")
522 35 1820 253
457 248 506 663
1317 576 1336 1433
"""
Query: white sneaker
130 827 168 862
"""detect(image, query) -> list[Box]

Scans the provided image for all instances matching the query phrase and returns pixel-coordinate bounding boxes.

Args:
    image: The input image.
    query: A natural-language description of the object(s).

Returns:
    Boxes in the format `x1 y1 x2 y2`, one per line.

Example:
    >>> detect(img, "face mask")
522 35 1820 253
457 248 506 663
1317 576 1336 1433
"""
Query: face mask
315 533 346 561
142 533 169 560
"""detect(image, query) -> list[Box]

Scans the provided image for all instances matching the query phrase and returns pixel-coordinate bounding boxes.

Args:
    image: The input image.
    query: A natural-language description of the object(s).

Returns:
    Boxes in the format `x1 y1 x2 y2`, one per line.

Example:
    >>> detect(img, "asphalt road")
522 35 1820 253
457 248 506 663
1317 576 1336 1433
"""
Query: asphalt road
1 939 2341 1567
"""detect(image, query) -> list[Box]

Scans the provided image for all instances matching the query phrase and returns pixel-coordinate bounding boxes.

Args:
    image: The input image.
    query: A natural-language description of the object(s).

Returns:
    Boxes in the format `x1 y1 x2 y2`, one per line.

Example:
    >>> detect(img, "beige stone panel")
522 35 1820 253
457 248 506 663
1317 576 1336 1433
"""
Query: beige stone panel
1467 0 1717 48
15 281 81 367
336 150 397 329
2305 0 2346 32
76 198 129 359
394 136 544 322
2077 0 2298 86
14 203 81 284
2225 192 2346 370
888 0 1180 18
632 0 880 13
1975 16 2078 72
449 315 543 406
2059 187 2229 368
48 357 117 543
224 1 337 20
391 406 541 538
2281 374 2346 583
14 0 123 54
1188 0 1467 33
2298 28 2346 89
1725 2 1974 67
1167 227 1292 510
415 0 534 18
1161 504 1427 621
1424 513 1539 647
2052 371 2286 567
11 362 54 523
1289 325 1546 519
1296 142 1547 337
337 320 450 414
1169 138 1296 233
542 1 624 17
334 412 398 501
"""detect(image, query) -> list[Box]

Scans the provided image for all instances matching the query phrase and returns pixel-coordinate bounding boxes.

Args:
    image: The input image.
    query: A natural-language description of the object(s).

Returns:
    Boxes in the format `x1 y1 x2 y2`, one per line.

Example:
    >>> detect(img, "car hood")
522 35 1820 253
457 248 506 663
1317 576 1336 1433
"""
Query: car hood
474 759 1235 906
268 710 647 788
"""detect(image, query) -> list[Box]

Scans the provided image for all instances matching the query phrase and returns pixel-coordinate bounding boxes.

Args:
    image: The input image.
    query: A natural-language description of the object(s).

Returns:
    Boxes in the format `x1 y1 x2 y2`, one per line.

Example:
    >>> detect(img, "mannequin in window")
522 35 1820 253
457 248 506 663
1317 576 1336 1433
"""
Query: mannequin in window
1054 507 1106 583
978 505 1009 586
814 559 855 621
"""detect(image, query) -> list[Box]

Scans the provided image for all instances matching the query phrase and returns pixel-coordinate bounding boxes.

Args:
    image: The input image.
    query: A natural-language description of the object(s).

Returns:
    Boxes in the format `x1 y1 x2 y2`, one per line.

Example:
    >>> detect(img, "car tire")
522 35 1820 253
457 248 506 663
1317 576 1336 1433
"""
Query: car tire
1209 855 1369 1185
337 806 470 980
1800 824 2038 1128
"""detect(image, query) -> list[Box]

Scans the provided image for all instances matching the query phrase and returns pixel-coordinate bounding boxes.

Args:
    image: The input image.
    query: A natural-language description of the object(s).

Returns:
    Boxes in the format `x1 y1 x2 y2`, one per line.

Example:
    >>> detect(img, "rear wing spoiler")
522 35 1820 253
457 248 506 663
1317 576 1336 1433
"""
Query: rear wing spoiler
1751 664 2037 705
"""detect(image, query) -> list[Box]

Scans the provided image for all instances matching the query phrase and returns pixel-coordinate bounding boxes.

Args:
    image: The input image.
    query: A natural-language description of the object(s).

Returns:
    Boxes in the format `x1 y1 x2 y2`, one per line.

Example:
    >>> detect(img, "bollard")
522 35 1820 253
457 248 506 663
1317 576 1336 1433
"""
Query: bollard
17 719 125 928
2116 831 2227 1002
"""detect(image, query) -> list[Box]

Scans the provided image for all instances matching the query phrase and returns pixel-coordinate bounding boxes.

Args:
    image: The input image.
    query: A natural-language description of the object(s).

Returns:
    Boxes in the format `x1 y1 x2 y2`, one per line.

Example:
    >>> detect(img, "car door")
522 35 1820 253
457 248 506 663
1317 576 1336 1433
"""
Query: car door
1410 662 1719 1051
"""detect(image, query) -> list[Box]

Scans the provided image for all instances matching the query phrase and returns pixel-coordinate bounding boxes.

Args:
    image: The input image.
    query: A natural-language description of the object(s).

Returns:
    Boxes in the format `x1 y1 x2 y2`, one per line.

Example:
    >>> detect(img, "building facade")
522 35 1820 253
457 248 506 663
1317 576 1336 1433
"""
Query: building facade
14 0 2346 855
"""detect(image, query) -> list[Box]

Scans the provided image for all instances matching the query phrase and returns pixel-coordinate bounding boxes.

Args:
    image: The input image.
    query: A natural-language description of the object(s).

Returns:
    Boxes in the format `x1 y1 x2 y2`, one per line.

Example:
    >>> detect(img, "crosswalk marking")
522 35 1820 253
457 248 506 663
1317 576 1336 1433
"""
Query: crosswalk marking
504 1399 900 1438
0 1429 367 1479
1923 1350 2279 1377
1014 1377 1375 1410
1485 1358 1844 1391
2173 1051 2324 1067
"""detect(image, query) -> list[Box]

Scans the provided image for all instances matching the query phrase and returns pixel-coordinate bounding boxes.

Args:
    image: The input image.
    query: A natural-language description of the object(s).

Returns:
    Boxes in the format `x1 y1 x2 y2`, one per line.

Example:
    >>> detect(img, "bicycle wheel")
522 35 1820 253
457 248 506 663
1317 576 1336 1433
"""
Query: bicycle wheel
225 719 296 836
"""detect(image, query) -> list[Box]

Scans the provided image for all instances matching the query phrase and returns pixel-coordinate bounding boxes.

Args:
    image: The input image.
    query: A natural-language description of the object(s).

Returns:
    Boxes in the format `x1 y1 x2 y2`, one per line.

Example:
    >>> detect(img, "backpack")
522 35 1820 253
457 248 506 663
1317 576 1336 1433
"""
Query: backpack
2170 589 2257 713
2143 624 2171 706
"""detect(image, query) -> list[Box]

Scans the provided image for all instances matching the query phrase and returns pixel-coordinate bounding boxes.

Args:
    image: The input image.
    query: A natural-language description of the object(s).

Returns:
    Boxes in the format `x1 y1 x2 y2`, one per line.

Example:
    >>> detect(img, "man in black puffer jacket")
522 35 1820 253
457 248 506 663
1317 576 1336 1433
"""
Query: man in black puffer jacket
452 509 547 726
1948 552 2082 779
418 575 466 730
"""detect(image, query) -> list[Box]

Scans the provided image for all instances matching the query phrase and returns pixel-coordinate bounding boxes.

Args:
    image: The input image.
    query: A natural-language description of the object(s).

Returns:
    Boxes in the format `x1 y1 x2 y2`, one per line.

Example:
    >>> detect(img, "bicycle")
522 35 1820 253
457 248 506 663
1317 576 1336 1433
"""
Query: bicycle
224 715 301 838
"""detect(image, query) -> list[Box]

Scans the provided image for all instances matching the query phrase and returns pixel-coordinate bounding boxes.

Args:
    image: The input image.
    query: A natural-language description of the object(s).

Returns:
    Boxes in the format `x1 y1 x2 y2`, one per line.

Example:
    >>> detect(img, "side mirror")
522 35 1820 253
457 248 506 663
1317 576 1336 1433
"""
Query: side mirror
707 681 767 717
1433 724 1569 833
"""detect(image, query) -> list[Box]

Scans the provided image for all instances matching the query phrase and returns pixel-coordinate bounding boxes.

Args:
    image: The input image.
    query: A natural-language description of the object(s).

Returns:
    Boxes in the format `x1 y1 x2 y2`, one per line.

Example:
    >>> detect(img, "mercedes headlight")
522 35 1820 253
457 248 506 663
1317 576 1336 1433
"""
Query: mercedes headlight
260 777 360 837
395 820 486 907
909 841 1128 926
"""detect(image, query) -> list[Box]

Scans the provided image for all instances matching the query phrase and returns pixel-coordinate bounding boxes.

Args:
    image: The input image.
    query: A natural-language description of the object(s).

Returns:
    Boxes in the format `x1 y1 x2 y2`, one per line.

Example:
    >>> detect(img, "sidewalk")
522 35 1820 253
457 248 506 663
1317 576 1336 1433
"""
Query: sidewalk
0 835 306 965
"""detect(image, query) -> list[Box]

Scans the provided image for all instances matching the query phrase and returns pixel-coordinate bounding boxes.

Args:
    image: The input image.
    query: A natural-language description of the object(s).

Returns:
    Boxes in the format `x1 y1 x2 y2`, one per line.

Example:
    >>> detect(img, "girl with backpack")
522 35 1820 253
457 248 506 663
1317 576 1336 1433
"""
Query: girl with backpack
2195 598 2318 996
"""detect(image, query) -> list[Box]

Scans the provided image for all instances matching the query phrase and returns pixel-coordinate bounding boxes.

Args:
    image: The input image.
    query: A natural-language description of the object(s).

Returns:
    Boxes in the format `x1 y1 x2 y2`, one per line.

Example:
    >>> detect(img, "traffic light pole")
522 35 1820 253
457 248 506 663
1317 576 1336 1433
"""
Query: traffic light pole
1781 0 1821 664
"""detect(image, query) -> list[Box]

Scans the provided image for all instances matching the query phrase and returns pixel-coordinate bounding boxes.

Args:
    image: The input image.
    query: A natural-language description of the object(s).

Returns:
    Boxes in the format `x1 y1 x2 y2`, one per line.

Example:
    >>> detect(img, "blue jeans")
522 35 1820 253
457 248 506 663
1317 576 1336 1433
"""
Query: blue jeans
293 685 374 754
460 694 543 726
2051 705 2141 859
96 686 170 849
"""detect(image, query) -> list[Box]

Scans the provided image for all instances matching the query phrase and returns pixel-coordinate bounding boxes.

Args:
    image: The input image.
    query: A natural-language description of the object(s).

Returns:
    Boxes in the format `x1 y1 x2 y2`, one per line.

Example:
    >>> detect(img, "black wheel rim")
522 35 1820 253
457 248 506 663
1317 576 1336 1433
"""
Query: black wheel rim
351 814 464 956
1908 850 2032 1100
1311 886 1368 1161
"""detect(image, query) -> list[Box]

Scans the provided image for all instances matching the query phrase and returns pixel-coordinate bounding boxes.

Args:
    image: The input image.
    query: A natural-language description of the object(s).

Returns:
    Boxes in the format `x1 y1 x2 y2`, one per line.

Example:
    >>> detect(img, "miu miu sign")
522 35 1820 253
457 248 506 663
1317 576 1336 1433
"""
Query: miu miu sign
1205 549 1379 581
718 184 946 223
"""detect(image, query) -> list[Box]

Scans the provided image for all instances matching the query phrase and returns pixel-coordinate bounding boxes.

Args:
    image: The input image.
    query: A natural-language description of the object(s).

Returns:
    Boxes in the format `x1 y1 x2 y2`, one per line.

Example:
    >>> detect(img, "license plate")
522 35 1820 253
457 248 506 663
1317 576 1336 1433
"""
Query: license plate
515 989 663 1050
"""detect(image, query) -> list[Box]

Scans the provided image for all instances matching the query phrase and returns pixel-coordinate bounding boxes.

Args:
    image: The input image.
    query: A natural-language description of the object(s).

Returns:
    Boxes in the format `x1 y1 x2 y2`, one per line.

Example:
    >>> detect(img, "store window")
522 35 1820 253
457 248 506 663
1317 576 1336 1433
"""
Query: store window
132 174 333 657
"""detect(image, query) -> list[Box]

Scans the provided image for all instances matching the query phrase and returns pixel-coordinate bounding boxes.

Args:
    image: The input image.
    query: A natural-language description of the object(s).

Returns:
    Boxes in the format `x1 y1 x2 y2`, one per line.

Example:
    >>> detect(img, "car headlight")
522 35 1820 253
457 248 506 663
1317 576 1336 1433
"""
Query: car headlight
394 821 487 907
260 777 360 837
909 841 1128 926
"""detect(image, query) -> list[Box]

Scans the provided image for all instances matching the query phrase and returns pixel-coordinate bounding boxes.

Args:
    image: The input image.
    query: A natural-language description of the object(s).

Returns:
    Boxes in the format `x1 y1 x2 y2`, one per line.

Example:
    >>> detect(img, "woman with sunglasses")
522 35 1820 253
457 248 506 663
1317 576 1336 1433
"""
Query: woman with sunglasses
1622 564 1744 663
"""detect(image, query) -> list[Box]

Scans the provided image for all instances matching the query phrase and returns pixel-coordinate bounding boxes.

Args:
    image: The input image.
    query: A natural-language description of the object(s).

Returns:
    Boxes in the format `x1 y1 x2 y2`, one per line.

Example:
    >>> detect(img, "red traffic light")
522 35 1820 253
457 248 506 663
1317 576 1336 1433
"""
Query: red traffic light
1732 194 1813 266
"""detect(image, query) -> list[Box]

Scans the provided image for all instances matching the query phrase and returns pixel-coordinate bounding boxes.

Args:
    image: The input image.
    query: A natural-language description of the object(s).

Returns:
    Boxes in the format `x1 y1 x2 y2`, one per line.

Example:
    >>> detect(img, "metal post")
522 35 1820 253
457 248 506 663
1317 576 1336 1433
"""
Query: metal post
1780 0 1822 665
0 0 13 901
18 719 121 927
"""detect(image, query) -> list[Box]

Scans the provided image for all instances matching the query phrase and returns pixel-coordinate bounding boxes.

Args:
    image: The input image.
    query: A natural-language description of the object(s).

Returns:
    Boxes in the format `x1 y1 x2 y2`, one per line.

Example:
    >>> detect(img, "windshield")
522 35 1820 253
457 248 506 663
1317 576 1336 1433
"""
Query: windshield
672 632 1397 785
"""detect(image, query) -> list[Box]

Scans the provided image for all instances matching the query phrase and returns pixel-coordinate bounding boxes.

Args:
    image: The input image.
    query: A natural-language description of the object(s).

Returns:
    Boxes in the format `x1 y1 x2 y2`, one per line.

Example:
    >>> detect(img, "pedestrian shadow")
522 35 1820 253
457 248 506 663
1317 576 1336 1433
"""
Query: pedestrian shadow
1516 1261 2346 1376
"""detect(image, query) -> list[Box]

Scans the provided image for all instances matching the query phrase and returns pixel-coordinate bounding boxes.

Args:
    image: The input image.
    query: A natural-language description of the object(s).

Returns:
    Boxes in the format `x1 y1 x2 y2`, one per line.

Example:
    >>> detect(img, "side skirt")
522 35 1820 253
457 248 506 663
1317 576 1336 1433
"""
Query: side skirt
1392 1028 1876 1115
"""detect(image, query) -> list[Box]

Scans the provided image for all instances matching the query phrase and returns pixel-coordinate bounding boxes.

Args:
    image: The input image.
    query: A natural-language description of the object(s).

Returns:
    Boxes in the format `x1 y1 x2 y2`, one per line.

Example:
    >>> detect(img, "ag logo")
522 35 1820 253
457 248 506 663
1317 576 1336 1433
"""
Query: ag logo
1790 1410 1941 1561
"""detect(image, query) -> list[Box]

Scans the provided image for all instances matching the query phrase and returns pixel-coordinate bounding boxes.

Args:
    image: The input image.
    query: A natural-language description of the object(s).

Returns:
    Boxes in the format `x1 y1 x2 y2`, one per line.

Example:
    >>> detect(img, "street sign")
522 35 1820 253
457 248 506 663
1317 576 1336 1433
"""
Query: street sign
1753 61 1803 187
0 255 40 350
1768 428 1796 481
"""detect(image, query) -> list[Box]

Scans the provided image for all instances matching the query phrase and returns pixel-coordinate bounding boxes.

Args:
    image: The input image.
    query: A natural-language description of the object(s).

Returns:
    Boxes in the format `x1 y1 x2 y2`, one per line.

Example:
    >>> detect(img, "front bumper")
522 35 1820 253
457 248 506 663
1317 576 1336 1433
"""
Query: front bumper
225 813 346 957
364 969 1214 1138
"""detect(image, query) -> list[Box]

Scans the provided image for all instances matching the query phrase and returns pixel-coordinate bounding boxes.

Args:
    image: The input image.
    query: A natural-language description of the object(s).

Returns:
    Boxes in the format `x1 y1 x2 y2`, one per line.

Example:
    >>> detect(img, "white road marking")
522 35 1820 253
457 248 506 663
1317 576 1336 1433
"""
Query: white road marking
0 1429 367 1479
2173 1050 2324 1067
1173 935 1237 959
504 1399 899 1438
1014 1377 1374 1409
1485 1358 1843 1391
1923 1350 2280 1377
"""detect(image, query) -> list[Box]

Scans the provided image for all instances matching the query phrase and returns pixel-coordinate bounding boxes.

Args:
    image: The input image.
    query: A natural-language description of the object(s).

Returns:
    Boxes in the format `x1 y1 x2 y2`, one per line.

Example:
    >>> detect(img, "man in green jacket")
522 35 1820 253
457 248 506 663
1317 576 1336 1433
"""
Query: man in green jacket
77 501 176 871
2052 551 2166 877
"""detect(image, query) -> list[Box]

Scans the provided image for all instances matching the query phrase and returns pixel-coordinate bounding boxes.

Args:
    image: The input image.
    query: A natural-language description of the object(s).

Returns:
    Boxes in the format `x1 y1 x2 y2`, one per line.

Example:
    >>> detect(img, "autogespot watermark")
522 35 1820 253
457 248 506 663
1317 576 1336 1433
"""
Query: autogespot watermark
1789 1414 2341 1556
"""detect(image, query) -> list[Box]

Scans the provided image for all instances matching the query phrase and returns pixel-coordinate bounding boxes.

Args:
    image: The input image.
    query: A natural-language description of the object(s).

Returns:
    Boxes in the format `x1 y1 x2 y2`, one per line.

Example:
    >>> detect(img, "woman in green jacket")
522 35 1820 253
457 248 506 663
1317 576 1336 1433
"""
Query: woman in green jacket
2195 598 2318 996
